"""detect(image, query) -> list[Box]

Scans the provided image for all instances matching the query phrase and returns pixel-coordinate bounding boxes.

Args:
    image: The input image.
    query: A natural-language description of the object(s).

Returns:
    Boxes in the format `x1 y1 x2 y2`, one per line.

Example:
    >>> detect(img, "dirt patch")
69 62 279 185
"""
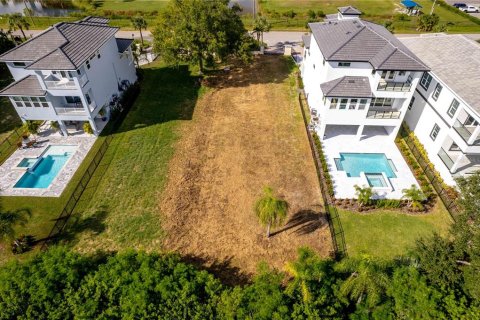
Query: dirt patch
160 56 332 281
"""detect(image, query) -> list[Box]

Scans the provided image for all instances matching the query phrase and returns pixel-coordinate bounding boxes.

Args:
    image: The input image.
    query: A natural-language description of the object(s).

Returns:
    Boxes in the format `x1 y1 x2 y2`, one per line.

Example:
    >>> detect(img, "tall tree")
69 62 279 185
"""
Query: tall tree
131 15 147 47
6 13 30 41
0 29 15 54
253 16 271 44
254 186 289 238
153 0 249 72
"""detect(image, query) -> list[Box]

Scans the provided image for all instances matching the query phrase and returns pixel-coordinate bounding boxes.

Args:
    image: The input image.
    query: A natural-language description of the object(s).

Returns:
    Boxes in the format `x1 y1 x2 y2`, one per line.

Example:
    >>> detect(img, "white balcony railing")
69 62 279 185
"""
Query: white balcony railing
55 107 86 115
45 79 77 90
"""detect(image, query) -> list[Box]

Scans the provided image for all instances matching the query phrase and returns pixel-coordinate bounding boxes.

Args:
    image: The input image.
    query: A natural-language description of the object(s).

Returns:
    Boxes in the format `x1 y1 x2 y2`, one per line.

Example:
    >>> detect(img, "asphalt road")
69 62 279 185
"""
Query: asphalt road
442 0 480 18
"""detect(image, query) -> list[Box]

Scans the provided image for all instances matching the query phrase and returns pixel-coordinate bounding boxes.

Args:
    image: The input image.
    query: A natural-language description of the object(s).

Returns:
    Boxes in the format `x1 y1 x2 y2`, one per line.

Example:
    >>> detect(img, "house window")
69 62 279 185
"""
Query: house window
339 98 348 109
66 96 82 105
420 72 432 90
388 71 395 80
39 97 48 108
85 93 92 105
97 52 101 59
21 97 31 107
430 124 440 141
77 69 81 75
338 62 351 67
12 62 26 67
86 60 91 69
408 96 415 110
31 97 41 108
432 83 442 101
447 99 459 118
330 98 338 109
372 97 394 108
358 99 368 110
349 99 358 110
407 75 413 84
313 64 315 69
381 71 387 79
398 71 406 76
12 96 23 107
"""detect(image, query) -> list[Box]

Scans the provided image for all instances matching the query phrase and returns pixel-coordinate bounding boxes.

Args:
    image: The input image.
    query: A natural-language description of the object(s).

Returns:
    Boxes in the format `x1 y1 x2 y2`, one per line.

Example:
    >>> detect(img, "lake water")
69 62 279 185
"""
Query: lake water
0 0 255 17
0 0 77 17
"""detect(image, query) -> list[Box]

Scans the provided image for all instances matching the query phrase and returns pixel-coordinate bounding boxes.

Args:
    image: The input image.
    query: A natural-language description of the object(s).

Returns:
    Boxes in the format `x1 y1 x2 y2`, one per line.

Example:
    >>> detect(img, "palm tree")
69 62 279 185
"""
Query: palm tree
254 186 289 238
0 208 29 243
131 15 147 47
7 13 30 41
402 184 425 210
335 255 390 308
354 185 374 207
285 247 327 302
253 16 271 44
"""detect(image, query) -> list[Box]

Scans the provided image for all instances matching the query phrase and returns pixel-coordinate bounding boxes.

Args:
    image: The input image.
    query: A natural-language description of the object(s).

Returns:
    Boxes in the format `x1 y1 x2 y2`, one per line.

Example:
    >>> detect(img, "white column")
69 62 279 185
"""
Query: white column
467 125 480 145
450 153 465 173
58 120 68 136
356 125 364 141
89 118 99 136
319 123 327 140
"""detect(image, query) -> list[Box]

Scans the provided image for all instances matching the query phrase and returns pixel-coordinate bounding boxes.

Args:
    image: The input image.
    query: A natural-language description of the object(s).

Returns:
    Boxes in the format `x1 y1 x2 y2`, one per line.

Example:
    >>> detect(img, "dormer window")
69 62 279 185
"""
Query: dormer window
12 62 26 67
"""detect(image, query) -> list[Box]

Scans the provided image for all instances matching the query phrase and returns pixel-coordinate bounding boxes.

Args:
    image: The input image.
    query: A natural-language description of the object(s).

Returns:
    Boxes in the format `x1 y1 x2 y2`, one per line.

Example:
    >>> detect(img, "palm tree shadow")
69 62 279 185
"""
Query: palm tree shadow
271 209 327 237
55 206 109 245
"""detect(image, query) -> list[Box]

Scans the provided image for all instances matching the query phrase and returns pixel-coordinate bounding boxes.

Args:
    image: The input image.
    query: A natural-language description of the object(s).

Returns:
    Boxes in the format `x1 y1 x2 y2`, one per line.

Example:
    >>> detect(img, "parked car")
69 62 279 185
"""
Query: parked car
453 2 467 8
461 5 479 12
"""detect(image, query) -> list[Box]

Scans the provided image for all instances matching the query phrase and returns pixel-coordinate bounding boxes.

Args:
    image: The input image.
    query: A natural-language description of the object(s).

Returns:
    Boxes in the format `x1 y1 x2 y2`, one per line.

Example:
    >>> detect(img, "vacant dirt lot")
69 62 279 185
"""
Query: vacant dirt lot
160 56 332 280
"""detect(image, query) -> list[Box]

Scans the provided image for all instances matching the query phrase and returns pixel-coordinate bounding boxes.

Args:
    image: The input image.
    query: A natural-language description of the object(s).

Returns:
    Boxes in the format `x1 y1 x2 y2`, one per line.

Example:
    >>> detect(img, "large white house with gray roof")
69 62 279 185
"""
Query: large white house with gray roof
0 16 137 136
300 8 428 199
301 11 428 141
401 34 480 185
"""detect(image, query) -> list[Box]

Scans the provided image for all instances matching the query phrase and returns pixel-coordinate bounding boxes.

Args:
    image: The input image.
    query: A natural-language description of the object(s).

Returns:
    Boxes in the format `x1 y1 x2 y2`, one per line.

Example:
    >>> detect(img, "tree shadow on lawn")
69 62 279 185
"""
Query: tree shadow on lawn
112 64 203 135
271 208 328 237
181 253 252 286
56 206 109 246
201 55 295 90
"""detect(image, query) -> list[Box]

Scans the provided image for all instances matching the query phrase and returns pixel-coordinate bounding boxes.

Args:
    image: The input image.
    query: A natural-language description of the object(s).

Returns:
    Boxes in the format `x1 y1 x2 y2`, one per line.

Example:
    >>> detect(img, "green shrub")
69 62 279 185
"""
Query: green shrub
83 122 93 135
312 132 334 198
375 199 403 209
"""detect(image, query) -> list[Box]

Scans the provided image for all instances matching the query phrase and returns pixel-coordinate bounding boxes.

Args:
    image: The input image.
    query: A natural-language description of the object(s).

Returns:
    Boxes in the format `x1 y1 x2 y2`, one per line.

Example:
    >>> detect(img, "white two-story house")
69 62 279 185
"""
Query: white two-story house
401 34 480 185
0 16 137 136
301 9 429 141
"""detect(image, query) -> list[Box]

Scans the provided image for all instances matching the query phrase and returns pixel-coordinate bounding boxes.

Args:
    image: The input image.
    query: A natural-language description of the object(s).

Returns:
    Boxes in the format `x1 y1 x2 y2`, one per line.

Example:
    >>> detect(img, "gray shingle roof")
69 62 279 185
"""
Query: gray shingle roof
0 17 118 70
79 16 110 25
338 6 362 15
302 34 311 49
0 75 45 96
116 38 134 53
400 35 480 116
309 19 429 71
320 76 373 98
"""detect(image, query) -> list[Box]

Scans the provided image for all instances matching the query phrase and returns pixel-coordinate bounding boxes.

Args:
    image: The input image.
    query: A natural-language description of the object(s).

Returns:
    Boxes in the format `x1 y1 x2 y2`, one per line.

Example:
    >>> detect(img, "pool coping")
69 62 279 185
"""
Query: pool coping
0 136 95 197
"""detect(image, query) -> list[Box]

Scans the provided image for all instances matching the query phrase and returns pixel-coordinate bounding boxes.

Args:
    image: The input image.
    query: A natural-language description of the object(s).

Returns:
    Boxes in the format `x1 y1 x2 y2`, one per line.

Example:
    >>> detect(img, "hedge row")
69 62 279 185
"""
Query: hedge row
312 131 335 198
431 0 480 25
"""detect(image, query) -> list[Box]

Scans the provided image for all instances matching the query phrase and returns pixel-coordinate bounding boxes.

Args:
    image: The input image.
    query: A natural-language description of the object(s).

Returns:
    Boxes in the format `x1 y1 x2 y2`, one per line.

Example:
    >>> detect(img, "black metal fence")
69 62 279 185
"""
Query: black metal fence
0 127 23 165
298 92 347 259
400 127 460 220
40 136 113 250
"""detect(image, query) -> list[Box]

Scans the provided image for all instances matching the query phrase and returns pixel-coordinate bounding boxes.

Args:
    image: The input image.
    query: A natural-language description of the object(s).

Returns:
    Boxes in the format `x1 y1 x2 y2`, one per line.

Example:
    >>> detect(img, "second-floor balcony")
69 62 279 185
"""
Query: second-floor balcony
377 81 412 92
55 103 87 115
366 110 401 119
453 120 480 146
44 77 77 90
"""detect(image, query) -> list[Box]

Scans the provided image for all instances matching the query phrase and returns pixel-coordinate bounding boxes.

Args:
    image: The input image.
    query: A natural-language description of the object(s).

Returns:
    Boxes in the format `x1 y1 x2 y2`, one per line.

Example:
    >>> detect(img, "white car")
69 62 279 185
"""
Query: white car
461 5 479 12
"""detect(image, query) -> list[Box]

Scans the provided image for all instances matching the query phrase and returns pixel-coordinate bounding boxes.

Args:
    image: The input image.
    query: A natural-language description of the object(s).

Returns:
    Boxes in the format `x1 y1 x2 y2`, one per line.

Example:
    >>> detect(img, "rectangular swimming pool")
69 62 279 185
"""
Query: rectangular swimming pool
335 153 396 178
14 145 77 189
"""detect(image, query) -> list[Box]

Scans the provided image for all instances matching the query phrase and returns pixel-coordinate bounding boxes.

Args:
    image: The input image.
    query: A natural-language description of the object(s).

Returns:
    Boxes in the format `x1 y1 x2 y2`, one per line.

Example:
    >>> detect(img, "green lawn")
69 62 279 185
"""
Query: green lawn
65 61 202 254
338 202 453 259
98 0 169 11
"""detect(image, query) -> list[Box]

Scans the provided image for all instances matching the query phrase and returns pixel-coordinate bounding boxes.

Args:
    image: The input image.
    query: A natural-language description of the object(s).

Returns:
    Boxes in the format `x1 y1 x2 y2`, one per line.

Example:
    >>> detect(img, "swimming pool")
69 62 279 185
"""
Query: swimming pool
14 145 77 189
335 153 396 178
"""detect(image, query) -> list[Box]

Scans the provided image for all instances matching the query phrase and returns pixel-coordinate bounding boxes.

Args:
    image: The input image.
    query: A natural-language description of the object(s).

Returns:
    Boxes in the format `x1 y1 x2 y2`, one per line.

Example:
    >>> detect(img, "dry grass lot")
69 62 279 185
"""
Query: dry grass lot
160 56 332 277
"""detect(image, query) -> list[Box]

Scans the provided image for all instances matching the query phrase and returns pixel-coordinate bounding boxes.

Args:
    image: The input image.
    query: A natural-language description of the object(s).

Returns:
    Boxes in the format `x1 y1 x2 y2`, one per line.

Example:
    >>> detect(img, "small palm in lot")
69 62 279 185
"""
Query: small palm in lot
255 186 289 238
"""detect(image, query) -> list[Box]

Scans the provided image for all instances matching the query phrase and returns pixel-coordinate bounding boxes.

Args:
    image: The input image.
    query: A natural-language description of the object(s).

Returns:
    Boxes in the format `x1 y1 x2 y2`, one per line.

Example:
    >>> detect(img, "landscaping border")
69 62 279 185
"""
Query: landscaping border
397 124 460 220
298 91 347 259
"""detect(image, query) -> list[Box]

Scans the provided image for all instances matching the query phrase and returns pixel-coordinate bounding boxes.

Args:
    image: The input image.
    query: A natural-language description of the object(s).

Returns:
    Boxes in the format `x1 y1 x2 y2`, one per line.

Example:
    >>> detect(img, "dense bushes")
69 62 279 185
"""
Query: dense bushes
0 242 479 319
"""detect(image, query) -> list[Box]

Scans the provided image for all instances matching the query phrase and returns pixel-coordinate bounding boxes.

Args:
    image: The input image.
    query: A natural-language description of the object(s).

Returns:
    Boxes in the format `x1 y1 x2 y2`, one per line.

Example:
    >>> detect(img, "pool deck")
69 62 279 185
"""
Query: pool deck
320 130 419 199
0 134 95 197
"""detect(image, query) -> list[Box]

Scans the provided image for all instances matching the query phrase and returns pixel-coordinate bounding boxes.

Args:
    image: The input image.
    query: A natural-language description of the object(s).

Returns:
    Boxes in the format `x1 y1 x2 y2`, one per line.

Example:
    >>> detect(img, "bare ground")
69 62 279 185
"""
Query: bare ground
160 56 332 280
